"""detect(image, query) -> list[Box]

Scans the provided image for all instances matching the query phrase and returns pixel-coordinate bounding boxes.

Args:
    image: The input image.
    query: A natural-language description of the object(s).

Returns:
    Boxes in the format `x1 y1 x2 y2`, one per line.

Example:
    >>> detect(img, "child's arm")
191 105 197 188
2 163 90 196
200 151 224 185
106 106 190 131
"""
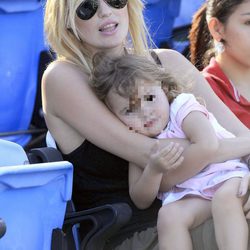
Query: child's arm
160 111 219 191
129 142 184 209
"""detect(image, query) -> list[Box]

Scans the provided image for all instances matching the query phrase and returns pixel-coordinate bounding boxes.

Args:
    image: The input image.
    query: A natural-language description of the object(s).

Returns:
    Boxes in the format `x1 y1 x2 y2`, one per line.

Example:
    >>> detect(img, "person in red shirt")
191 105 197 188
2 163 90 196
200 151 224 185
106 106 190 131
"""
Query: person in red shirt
189 0 250 128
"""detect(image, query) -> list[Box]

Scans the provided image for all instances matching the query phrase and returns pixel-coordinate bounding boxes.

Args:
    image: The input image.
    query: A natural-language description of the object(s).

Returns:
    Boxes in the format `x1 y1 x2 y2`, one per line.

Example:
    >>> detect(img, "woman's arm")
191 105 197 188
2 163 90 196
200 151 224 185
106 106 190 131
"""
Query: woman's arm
161 132 250 191
156 49 250 189
215 137 250 163
161 112 250 190
157 49 250 137
42 61 187 166
42 54 250 189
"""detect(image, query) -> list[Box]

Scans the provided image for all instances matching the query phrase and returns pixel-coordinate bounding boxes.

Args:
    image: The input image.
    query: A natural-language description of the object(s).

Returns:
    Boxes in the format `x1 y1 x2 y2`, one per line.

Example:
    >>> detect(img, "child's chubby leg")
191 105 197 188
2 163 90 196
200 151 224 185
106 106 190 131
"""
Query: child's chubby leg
212 177 248 250
157 197 211 250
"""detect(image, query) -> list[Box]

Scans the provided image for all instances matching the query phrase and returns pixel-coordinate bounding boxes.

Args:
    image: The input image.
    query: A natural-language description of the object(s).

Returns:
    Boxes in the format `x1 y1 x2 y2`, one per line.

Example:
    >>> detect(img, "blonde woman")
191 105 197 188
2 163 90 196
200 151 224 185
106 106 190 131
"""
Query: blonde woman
42 1 250 249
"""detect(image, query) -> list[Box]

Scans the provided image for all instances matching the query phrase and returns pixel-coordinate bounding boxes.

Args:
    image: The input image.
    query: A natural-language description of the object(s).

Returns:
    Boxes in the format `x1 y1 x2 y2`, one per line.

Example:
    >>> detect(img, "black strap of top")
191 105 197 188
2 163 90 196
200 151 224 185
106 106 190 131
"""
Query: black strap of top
124 48 161 65
150 50 162 65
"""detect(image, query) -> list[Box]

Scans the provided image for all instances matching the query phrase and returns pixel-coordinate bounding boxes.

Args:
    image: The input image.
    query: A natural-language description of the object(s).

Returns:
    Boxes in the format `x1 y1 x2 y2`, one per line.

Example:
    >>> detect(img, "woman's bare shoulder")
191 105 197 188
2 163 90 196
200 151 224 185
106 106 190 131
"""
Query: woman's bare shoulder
41 59 93 117
153 48 198 80
42 60 91 100
43 60 88 85
153 48 186 65
153 48 180 56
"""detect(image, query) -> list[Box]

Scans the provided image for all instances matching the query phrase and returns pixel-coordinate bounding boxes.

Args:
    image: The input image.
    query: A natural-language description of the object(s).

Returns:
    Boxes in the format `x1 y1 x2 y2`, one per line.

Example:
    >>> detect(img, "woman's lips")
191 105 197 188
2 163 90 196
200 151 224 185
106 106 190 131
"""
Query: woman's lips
99 22 118 35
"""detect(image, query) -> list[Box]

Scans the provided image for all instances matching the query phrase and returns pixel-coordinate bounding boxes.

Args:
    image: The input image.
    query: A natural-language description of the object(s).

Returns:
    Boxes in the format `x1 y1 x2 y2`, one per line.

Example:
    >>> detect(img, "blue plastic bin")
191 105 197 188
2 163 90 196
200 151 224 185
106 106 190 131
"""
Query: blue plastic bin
144 0 181 47
0 161 73 250
0 1 47 146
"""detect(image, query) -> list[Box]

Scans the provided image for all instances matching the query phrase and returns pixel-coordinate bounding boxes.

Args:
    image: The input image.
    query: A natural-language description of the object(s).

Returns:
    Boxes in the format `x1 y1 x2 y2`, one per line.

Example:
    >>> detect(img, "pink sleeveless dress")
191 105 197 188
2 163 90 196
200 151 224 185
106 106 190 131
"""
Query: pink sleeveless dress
157 93 249 206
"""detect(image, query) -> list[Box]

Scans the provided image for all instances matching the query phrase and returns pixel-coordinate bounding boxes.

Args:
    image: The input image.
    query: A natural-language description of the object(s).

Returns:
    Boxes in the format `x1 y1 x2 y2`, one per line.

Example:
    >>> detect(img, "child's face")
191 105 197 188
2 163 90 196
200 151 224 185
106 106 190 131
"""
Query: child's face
106 81 169 137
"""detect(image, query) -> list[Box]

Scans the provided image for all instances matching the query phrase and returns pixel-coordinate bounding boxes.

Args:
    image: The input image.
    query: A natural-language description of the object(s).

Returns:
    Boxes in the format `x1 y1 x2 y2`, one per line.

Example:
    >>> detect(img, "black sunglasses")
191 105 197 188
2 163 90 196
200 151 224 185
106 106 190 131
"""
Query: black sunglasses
76 0 128 20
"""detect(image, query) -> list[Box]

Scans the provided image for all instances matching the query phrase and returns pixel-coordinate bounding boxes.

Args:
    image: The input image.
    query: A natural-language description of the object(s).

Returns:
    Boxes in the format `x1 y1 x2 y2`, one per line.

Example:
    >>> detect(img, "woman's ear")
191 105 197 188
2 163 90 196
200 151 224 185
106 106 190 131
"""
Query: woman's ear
207 17 225 42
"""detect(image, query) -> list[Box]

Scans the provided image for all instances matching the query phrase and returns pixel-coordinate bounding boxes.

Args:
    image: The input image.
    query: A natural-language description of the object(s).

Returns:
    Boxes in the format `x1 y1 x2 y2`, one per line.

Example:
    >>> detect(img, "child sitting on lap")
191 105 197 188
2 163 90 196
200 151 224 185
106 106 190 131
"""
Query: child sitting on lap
90 52 249 250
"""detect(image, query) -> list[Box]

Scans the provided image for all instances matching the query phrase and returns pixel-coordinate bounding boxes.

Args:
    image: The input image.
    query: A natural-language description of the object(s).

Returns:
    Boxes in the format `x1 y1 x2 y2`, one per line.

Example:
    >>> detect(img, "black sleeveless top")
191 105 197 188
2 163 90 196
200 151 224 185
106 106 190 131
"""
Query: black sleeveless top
62 51 162 247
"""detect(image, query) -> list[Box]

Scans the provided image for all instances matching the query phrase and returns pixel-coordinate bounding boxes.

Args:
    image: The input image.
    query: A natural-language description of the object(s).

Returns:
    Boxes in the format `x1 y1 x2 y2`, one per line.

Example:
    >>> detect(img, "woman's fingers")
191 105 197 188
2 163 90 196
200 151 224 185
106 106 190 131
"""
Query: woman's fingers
244 199 250 217
238 173 250 197
243 194 250 219
237 173 250 217
245 211 250 219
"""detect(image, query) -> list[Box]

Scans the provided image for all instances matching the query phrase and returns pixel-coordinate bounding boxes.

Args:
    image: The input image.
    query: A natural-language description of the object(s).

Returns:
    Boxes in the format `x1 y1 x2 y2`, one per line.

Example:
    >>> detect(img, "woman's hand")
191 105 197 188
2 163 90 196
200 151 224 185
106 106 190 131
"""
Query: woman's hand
238 173 250 219
242 154 250 167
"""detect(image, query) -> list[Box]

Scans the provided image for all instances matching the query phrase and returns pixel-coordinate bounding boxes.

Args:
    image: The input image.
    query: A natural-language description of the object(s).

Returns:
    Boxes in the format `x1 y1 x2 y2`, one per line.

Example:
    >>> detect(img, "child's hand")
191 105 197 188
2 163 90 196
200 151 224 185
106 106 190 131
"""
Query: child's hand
148 140 184 174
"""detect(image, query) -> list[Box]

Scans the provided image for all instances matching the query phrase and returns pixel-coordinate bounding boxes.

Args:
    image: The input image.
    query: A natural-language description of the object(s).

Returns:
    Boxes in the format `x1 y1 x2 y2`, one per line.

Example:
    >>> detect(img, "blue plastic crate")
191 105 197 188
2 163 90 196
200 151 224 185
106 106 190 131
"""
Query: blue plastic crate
0 161 73 250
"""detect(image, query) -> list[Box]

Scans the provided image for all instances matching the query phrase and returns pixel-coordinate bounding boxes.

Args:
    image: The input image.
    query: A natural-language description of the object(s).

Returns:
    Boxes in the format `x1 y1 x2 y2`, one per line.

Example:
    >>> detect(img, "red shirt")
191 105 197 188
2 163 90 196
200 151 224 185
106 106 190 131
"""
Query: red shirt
203 58 250 128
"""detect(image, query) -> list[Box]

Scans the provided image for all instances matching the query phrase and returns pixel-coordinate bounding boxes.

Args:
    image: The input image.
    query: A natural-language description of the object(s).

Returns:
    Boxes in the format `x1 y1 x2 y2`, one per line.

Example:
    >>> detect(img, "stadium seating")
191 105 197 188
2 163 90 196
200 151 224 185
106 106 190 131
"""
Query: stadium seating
0 0 49 148
144 0 181 48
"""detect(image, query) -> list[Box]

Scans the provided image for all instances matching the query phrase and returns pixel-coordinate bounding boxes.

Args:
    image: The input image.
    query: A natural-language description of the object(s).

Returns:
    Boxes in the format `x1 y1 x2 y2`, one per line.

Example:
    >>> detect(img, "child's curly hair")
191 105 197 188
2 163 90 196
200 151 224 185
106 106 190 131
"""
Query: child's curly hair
90 52 186 104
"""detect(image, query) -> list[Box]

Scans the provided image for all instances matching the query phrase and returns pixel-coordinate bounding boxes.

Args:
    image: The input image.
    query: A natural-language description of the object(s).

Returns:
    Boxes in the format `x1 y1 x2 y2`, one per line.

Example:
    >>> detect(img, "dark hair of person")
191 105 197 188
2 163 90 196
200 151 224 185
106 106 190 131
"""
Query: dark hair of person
90 52 185 104
189 0 246 71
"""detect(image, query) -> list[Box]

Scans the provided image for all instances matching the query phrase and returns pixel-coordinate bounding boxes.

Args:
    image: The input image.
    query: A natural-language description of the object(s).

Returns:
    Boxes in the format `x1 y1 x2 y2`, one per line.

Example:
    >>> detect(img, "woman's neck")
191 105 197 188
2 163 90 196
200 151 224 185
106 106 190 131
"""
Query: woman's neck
90 45 126 58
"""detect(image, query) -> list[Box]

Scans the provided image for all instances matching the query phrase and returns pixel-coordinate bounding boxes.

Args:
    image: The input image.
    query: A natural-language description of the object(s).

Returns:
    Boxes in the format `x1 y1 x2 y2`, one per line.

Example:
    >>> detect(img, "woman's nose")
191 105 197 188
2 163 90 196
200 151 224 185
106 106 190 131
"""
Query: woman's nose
97 0 112 18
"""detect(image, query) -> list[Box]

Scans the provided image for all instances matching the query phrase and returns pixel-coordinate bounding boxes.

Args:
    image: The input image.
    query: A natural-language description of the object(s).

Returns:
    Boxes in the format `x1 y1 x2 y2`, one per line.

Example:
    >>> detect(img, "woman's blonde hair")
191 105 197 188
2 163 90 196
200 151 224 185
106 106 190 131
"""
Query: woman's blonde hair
44 0 151 73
